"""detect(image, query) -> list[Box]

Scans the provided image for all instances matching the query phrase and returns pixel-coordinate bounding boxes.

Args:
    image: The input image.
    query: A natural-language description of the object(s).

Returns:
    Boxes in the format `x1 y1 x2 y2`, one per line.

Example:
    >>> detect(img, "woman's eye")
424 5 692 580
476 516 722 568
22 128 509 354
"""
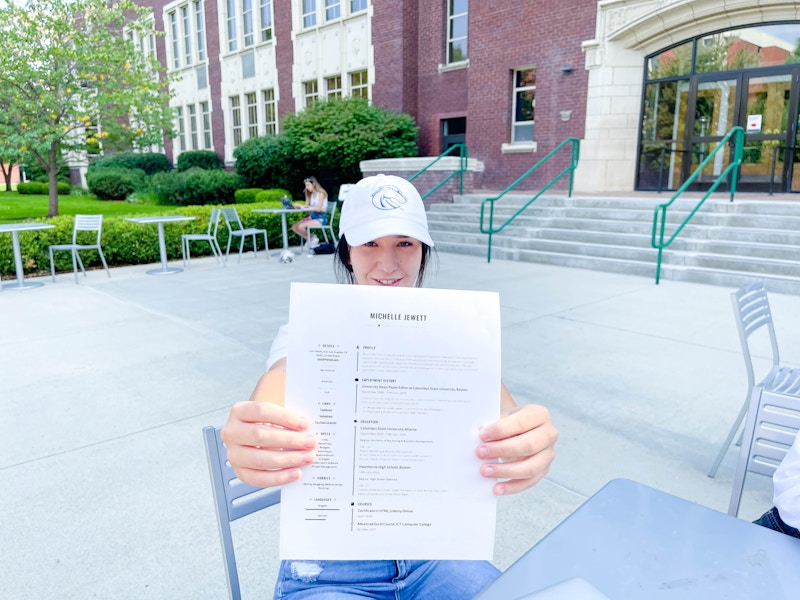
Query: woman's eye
363 241 378 247
398 241 413 247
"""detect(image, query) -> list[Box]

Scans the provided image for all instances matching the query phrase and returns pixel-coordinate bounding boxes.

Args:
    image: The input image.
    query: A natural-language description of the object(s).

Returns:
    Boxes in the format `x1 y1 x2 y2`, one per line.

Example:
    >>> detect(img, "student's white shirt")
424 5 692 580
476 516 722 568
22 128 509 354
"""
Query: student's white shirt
774 431 800 528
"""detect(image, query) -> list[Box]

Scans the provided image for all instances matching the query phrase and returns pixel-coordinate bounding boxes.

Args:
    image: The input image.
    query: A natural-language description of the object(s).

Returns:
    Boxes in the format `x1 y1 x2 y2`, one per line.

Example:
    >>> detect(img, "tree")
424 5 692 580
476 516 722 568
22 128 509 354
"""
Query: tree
0 0 175 216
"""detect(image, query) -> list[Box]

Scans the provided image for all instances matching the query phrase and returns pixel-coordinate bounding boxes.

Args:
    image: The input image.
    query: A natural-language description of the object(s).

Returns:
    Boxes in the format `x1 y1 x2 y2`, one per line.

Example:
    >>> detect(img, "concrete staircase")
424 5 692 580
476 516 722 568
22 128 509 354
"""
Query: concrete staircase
427 193 800 294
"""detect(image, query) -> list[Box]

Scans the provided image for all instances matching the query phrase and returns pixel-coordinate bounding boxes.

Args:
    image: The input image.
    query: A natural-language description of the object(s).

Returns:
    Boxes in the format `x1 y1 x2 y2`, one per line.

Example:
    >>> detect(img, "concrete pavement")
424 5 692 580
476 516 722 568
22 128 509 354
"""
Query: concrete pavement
2 248 797 599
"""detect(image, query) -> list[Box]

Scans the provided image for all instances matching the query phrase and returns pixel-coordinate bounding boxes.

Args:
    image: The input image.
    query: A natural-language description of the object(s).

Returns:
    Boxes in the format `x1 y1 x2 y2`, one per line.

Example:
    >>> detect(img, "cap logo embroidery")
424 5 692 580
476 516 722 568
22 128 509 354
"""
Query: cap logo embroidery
370 185 407 211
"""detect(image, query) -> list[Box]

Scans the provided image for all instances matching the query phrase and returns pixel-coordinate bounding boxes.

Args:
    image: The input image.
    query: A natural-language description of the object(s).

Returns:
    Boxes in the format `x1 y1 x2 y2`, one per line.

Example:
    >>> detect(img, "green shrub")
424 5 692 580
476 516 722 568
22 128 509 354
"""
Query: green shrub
88 152 172 176
254 189 293 204
151 168 241 206
17 181 71 195
233 134 298 191
234 188 264 204
177 150 224 172
234 98 417 195
86 168 147 201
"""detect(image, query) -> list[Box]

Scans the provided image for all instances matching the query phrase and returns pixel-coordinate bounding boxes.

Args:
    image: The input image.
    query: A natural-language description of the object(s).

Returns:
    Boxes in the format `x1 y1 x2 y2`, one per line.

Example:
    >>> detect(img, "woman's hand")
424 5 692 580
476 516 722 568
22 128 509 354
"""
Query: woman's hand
221 367 317 488
476 392 558 495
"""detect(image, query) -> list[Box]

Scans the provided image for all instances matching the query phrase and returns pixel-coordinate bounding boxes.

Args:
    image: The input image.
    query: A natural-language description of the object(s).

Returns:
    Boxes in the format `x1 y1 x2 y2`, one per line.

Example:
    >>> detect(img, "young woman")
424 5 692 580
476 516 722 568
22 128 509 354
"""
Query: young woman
222 174 558 599
291 175 329 248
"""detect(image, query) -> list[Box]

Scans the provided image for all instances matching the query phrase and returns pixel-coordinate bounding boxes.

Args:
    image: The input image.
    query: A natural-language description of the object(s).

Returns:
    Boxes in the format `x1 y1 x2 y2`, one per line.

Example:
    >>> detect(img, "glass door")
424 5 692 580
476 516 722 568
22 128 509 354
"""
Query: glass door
738 71 794 191
683 76 739 190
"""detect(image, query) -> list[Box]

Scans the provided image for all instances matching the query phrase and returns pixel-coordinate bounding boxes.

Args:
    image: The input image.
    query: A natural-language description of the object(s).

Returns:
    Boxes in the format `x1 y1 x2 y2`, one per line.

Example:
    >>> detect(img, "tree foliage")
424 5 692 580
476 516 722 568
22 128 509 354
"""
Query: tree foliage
234 97 418 193
0 0 175 216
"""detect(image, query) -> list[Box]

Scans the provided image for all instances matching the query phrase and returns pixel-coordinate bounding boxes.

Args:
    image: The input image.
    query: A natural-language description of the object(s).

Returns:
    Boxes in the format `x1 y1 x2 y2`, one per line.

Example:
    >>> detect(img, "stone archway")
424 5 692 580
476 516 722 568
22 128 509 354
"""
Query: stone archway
575 0 800 193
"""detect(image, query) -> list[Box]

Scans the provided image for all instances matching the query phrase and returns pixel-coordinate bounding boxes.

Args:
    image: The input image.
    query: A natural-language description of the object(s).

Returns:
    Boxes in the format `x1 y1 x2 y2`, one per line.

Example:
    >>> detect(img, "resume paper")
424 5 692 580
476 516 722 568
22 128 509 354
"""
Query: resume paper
280 282 501 560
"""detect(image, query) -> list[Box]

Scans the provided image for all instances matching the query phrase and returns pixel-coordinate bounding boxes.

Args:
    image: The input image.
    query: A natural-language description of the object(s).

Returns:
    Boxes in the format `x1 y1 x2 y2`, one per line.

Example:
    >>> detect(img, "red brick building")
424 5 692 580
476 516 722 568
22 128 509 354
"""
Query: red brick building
128 1 800 195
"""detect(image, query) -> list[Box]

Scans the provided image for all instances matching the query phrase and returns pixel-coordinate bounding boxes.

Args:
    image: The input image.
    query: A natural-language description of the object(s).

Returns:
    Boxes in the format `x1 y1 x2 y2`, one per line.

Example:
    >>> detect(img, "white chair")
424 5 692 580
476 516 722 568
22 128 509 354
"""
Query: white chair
203 426 281 600
709 280 800 477
221 206 269 263
182 207 224 268
306 199 338 246
48 214 110 284
728 387 800 516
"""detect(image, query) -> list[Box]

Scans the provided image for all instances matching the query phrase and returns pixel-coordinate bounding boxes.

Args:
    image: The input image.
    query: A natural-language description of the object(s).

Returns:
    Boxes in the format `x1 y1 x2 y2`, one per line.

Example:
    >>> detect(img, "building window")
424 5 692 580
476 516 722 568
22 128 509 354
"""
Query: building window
175 106 186 153
181 5 193 66
169 11 180 69
350 0 366 12
260 0 272 41
441 117 466 153
188 104 198 150
350 70 368 98
226 0 238 51
243 0 254 47
326 76 342 99
194 0 206 61
262 89 277 135
512 67 535 143
245 92 258 138
303 80 319 107
200 101 212 149
325 0 340 21
230 96 242 146
302 0 316 28
447 0 468 64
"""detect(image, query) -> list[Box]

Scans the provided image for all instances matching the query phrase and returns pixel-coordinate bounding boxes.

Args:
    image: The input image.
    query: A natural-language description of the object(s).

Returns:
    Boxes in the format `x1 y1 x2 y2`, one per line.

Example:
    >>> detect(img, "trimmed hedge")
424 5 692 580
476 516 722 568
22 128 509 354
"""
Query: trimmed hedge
86 168 147 201
234 188 263 204
0 200 306 279
17 181 71 195
88 152 172 176
254 189 293 203
151 168 242 206
177 150 224 172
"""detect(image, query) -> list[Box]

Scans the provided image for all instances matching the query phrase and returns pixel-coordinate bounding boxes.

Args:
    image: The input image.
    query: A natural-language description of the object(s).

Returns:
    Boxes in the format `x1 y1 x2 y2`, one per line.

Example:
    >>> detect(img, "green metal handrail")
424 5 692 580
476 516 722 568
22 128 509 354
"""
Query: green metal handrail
651 126 744 284
480 138 580 262
409 143 468 200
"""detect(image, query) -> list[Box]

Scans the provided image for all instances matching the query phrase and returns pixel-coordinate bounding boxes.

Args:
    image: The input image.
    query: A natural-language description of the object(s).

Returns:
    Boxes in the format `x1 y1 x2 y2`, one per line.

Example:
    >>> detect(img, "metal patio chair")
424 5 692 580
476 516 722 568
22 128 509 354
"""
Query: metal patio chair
182 207 224 268
709 280 800 477
203 425 281 600
221 206 269 263
48 214 110 284
728 387 800 516
306 199 338 247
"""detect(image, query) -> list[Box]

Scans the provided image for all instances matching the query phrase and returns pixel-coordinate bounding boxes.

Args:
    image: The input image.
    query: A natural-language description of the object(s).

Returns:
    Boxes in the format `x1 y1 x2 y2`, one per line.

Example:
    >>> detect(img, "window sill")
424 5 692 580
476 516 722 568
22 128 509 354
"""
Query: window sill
438 59 470 73
501 142 537 154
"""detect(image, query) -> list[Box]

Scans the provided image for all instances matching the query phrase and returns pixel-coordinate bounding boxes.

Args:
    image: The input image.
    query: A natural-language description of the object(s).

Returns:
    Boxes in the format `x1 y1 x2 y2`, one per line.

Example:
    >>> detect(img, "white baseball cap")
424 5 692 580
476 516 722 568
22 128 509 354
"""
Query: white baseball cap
338 174 434 247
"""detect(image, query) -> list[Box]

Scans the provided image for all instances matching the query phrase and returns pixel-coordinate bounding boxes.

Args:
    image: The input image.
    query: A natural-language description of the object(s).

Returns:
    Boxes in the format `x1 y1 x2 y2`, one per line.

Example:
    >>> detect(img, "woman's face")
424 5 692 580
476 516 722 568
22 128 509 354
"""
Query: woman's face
304 180 314 192
349 235 423 287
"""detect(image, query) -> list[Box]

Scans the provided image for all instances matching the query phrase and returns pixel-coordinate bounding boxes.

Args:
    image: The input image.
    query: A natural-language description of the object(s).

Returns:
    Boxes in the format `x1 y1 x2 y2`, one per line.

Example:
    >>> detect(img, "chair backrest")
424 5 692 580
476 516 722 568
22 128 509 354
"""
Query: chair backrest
203 425 281 600
729 388 800 516
221 206 243 233
731 281 780 390
207 207 221 236
73 214 103 244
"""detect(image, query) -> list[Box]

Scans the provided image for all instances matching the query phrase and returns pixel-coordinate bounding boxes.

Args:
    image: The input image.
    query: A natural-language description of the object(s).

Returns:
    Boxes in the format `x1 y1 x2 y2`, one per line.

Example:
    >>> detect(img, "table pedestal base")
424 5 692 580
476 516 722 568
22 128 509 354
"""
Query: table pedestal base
147 267 183 275
3 280 45 290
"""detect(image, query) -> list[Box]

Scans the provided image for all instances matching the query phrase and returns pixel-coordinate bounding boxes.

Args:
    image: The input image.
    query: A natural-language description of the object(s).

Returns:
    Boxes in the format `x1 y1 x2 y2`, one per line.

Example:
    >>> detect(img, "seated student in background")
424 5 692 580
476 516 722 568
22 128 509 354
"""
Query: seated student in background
753 430 800 538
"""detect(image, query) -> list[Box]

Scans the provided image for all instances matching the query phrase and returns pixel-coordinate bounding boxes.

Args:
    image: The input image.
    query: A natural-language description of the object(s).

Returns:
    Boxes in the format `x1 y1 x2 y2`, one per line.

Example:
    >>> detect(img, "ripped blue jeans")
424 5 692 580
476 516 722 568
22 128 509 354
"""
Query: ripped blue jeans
274 559 500 599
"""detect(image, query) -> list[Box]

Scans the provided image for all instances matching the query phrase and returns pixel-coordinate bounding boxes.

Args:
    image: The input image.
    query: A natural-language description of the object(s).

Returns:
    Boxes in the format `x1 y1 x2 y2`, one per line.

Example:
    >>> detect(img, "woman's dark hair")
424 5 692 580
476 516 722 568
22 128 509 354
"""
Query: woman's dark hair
333 235 435 287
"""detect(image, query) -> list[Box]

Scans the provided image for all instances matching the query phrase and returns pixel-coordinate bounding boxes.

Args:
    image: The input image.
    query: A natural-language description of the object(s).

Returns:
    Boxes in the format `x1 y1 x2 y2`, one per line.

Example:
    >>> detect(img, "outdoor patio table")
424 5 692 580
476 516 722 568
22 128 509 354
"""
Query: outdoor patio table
0 222 55 290
474 478 800 599
252 207 312 256
125 215 196 275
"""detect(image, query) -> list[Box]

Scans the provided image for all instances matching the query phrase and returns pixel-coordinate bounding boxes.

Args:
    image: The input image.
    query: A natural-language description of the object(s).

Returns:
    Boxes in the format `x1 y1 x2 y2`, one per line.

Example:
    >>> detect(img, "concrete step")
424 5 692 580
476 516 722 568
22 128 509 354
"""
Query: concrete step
429 193 800 293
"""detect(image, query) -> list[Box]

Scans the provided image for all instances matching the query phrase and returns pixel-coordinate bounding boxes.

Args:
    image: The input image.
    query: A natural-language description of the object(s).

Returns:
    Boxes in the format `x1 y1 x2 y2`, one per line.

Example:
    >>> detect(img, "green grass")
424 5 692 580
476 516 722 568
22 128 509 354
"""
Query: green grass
0 191 177 223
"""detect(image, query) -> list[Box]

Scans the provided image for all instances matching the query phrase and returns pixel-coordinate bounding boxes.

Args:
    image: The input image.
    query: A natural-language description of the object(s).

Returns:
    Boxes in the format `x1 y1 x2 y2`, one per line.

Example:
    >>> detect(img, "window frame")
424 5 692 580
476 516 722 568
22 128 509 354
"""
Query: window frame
200 101 212 149
303 80 319 107
350 70 368 99
263 88 277 135
511 66 536 144
230 96 242 147
302 0 317 29
260 0 273 42
446 0 468 65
